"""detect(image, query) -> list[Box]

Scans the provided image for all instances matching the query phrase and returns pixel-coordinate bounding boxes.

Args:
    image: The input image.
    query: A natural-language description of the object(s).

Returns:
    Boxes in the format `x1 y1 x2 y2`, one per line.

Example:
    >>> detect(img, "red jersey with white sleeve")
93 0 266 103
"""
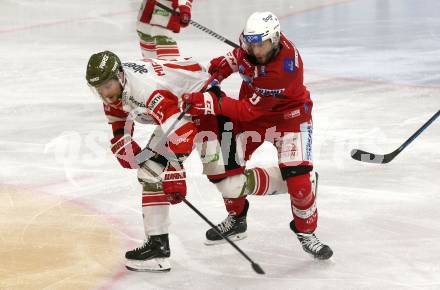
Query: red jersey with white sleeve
219 33 312 128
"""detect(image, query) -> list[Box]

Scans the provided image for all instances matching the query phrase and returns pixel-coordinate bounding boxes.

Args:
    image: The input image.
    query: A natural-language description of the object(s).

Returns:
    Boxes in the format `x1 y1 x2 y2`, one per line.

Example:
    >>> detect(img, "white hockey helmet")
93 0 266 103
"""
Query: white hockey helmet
242 11 281 49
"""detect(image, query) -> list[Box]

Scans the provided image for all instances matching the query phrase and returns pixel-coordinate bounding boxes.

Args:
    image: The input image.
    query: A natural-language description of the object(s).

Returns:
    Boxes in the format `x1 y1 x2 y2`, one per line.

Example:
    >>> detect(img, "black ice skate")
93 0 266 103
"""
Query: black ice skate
125 234 171 272
290 221 333 260
205 200 249 245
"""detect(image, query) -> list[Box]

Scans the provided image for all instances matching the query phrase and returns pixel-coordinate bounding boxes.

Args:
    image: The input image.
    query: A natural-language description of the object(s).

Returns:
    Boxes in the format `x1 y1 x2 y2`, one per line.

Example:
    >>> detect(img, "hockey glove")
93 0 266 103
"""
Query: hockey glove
110 134 141 169
208 55 235 82
178 5 191 26
182 91 221 116
162 163 186 204
172 0 191 27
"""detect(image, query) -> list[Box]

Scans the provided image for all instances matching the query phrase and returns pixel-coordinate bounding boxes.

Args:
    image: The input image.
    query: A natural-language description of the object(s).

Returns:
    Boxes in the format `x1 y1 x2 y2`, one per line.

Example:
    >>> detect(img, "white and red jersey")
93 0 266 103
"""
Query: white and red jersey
219 33 312 128
104 58 209 154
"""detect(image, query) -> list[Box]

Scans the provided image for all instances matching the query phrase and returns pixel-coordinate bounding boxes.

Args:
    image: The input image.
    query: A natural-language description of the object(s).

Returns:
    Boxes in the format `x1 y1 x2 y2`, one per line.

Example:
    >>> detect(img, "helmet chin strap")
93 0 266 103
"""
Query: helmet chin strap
115 71 126 100
117 71 126 89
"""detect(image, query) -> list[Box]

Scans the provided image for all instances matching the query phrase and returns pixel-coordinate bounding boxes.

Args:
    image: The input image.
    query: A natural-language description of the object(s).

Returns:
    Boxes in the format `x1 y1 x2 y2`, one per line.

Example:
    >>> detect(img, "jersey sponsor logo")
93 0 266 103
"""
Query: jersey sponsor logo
283 58 296 73
128 95 146 108
147 93 164 112
151 62 165 76
283 109 300 120
143 59 166 76
255 87 285 97
123 62 149 74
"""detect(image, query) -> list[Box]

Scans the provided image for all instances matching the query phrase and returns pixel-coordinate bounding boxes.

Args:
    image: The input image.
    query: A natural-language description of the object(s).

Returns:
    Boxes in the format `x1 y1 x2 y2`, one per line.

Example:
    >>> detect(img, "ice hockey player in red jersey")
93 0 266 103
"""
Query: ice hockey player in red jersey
182 11 333 260
137 0 193 59
86 50 210 272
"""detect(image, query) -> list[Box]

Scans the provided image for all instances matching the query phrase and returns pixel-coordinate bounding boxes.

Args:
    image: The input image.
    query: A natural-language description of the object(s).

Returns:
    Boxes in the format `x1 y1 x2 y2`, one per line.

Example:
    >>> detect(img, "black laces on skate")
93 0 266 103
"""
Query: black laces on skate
297 233 324 253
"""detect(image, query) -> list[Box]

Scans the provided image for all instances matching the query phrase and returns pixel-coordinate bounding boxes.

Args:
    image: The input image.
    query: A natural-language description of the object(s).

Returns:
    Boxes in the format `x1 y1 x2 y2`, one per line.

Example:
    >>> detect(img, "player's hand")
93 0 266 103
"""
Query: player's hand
162 163 186 204
178 5 191 27
182 91 220 116
110 135 141 169
208 56 234 82
172 0 191 27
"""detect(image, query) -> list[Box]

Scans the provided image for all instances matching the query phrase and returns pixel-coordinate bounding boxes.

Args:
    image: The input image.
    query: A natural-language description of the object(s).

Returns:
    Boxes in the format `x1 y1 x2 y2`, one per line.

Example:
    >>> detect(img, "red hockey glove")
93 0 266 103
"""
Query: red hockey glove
172 0 191 27
162 163 186 204
208 56 234 82
110 135 141 169
178 5 191 27
182 91 220 116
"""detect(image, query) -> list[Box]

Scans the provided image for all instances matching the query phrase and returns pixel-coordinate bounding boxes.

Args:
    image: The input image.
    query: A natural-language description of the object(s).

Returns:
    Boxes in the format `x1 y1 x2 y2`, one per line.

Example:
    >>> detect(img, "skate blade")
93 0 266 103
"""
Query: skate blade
304 247 333 260
204 232 247 246
125 257 171 272
315 250 333 260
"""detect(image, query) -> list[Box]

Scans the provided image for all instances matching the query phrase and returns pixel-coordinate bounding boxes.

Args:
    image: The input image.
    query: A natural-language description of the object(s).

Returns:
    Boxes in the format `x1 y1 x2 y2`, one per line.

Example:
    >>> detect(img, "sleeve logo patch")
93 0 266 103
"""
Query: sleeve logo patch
283 58 296 73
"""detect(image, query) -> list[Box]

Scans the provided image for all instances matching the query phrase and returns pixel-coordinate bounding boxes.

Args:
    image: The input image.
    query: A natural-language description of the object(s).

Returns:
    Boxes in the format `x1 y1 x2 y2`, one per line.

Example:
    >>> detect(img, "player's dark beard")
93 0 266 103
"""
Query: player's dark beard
246 44 281 65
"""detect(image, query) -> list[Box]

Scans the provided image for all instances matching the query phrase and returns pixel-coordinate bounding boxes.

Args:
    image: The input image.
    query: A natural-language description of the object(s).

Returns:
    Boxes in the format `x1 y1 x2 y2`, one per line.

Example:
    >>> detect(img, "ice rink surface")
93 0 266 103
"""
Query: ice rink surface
0 0 439 289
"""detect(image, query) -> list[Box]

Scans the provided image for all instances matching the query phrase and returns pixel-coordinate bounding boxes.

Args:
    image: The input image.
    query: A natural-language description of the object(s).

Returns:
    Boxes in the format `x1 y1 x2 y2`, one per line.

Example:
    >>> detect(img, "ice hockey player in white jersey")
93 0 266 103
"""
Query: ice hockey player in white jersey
86 50 210 272
137 0 193 59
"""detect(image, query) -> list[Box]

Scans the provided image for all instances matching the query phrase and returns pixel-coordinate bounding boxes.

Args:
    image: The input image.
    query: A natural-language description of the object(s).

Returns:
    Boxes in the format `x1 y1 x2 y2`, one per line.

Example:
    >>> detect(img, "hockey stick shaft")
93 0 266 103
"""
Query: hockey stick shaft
394 110 439 154
155 2 239 48
181 198 265 274
134 105 190 166
351 110 439 163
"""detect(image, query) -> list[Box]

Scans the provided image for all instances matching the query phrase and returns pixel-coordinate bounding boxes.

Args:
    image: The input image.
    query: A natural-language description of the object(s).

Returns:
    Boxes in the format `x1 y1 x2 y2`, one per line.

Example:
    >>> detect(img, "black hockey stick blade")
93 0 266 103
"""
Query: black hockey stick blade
351 110 439 164
350 148 396 164
181 198 265 275
251 262 265 274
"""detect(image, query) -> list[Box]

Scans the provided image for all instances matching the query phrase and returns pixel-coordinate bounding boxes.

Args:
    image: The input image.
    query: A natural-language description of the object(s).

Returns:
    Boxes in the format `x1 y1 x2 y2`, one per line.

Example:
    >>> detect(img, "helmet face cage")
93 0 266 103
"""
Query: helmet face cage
241 12 281 54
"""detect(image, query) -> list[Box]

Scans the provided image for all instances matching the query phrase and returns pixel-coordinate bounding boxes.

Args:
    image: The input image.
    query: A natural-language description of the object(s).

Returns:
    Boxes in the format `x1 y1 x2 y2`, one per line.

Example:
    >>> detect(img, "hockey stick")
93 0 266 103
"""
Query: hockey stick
351 110 440 164
155 2 239 49
134 105 191 166
181 198 265 274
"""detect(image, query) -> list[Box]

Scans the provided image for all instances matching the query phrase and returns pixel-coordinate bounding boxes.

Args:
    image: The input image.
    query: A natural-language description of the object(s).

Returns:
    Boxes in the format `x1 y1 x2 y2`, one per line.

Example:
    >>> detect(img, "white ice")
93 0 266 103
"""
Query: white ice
1 0 439 289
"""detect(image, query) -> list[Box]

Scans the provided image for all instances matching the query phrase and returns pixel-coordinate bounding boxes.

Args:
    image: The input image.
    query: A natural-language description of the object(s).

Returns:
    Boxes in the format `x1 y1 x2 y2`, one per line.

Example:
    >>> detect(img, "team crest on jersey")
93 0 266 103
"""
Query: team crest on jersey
283 58 296 73
123 62 149 74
